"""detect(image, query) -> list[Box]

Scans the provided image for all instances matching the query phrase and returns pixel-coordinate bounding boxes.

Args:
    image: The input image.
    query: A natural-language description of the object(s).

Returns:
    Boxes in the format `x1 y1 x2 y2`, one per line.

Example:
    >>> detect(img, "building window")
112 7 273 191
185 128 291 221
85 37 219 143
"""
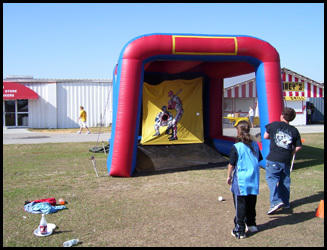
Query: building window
284 100 304 114
4 100 16 126
3 99 29 127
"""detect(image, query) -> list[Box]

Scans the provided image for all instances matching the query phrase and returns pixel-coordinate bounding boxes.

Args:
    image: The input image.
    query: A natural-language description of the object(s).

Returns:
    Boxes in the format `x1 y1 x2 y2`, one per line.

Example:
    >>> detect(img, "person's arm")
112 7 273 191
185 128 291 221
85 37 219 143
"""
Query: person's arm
264 131 270 139
294 146 302 153
227 163 234 185
227 145 237 185
293 132 303 154
264 123 272 139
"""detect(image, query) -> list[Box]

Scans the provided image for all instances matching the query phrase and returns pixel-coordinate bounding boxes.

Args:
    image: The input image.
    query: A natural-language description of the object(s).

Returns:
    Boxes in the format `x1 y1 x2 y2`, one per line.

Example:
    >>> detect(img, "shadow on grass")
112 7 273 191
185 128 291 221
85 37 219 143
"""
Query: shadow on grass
289 191 324 209
292 145 324 171
52 230 73 235
133 161 228 177
131 143 322 177
256 191 324 234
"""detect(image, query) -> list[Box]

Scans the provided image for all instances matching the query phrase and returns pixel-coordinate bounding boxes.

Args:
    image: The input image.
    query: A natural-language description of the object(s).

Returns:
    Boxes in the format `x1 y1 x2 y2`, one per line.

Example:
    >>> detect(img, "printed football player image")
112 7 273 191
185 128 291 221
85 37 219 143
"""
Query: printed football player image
167 89 184 141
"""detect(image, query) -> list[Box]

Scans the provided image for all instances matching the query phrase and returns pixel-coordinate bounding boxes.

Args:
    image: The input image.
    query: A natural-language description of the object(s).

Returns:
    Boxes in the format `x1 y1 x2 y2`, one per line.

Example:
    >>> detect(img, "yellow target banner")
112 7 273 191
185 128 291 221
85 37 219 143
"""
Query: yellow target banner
141 77 204 145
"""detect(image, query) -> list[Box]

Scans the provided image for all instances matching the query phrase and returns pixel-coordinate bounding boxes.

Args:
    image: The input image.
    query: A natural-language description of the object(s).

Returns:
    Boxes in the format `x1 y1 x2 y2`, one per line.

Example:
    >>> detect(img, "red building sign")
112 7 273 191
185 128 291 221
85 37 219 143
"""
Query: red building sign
3 82 38 100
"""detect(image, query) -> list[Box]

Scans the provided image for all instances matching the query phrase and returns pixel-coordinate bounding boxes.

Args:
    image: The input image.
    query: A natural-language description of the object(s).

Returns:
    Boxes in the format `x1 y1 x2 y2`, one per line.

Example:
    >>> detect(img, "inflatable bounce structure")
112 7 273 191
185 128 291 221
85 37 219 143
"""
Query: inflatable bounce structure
107 33 283 177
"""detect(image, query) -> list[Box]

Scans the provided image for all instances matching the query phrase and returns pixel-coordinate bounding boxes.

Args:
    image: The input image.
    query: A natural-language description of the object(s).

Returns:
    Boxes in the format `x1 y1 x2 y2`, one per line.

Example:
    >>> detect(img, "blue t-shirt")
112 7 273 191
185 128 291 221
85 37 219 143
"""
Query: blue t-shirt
229 141 261 196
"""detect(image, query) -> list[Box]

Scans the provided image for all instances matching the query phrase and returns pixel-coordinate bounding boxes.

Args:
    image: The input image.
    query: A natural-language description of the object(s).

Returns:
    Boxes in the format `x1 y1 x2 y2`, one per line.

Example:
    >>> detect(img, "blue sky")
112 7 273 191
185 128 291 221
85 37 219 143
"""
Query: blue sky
3 3 324 83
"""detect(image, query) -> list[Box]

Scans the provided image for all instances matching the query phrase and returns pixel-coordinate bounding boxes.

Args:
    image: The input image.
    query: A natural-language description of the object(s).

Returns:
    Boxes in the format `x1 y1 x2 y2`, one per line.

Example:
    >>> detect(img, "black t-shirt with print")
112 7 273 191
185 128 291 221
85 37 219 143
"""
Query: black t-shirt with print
265 121 302 164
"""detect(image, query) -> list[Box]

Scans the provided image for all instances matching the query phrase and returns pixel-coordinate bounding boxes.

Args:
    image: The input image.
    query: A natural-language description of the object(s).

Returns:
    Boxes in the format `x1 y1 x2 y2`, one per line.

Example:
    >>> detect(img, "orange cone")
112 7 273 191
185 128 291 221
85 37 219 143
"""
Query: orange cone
315 200 324 218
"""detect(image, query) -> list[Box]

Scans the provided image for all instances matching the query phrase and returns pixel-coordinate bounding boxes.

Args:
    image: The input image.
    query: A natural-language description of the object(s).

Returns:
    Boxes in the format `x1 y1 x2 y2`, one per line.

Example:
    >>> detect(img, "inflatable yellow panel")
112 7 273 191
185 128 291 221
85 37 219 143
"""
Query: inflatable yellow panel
141 77 204 145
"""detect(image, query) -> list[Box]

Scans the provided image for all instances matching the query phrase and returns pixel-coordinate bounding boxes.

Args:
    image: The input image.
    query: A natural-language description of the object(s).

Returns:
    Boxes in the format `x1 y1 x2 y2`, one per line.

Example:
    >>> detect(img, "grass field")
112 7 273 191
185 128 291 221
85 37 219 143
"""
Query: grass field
3 133 324 247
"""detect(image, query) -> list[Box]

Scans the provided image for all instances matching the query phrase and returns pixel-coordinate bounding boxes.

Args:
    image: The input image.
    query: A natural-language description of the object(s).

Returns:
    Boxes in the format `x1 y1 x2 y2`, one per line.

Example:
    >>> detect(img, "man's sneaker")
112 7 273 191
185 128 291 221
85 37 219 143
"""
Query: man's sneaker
245 225 258 233
86 131 91 134
76 131 81 134
231 229 246 239
267 202 284 215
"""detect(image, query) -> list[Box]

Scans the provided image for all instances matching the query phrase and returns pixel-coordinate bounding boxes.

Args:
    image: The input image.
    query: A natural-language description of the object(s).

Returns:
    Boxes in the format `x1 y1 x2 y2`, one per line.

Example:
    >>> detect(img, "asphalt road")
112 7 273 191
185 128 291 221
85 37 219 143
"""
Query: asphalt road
3 124 324 145
3 128 111 145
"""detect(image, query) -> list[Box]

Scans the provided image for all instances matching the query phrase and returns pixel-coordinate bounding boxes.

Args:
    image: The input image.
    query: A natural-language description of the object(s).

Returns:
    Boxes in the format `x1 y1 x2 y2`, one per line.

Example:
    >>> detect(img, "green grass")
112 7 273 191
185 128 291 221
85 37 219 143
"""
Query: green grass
3 133 324 247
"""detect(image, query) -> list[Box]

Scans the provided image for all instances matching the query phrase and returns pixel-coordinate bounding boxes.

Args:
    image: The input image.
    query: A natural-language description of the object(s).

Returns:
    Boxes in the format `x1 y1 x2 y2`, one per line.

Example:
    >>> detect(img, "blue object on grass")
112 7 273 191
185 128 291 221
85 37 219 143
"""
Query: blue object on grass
24 202 67 214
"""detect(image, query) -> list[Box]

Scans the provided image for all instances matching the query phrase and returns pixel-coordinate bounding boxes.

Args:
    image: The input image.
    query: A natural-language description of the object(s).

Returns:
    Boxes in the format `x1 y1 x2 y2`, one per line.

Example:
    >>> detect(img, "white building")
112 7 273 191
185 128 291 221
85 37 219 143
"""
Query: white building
223 68 324 126
3 68 323 129
3 76 113 129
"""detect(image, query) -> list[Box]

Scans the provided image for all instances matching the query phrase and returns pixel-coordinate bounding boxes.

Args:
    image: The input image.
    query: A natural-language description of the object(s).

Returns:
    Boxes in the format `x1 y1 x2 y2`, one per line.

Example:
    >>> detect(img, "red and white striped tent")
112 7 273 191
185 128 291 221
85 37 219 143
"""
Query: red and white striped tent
224 79 257 98
223 68 323 125
224 68 324 99
281 68 324 100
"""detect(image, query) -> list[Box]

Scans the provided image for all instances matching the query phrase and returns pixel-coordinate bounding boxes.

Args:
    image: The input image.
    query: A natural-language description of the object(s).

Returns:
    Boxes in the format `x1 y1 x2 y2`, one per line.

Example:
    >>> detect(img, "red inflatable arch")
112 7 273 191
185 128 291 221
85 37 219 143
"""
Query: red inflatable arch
107 33 283 177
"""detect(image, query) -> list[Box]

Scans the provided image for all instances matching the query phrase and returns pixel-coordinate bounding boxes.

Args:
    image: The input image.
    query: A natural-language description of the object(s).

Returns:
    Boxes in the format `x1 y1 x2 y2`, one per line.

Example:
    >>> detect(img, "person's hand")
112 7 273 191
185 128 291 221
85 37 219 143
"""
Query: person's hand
227 176 232 185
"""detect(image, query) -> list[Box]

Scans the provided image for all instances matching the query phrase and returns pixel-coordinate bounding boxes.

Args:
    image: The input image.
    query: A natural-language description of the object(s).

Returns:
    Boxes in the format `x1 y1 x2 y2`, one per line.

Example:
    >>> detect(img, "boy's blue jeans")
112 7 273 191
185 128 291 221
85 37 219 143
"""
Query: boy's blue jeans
265 160 291 208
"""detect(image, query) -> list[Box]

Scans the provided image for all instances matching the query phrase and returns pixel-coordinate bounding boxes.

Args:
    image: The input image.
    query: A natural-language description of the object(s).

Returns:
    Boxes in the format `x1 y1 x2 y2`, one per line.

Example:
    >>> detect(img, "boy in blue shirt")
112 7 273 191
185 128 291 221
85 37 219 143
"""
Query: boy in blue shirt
227 120 262 239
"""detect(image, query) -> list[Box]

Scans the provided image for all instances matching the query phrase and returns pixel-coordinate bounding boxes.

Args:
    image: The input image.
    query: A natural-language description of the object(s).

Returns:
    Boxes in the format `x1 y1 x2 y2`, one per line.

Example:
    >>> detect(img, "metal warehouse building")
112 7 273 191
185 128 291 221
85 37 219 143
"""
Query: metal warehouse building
3 76 112 129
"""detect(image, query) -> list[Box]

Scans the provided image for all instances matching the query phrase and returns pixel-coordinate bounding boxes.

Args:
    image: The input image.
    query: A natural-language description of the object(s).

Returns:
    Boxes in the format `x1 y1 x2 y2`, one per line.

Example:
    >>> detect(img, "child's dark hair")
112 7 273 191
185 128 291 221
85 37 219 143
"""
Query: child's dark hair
282 107 296 122
236 120 255 153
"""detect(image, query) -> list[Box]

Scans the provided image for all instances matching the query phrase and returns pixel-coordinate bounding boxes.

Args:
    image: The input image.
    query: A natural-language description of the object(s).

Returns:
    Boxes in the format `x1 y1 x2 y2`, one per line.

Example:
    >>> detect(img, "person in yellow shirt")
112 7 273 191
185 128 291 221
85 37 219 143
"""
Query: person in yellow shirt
77 106 91 134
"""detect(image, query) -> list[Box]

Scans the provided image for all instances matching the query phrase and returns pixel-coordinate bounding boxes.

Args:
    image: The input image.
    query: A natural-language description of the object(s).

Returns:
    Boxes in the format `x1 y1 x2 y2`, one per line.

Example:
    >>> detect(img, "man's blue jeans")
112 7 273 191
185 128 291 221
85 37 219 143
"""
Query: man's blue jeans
265 160 291 208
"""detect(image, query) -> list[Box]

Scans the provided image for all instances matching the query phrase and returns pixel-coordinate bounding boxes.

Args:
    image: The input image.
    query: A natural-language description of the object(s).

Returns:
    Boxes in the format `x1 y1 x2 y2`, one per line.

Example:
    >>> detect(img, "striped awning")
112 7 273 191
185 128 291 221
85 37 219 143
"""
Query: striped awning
224 80 257 98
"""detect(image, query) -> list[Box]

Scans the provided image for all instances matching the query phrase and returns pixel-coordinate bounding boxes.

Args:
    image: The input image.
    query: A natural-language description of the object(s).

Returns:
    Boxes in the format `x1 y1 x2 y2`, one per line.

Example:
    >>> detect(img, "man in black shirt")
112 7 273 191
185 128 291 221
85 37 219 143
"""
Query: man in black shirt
264 107 302 215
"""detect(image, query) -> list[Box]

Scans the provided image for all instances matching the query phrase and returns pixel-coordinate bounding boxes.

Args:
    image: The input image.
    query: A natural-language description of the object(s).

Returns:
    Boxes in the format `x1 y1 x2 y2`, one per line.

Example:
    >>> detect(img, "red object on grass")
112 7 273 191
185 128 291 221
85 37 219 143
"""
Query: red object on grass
31 197 57 206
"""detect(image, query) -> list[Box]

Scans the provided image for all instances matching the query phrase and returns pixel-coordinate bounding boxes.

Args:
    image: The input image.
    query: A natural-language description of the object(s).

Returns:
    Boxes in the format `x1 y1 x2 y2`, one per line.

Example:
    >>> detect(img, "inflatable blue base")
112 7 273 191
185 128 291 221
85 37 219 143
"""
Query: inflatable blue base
212 138 235 156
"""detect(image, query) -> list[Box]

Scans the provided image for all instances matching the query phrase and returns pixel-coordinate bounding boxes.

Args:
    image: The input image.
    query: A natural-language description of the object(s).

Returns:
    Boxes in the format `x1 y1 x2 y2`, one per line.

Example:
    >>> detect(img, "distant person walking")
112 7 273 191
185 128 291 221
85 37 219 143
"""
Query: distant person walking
77 106 91 134
248 106 255 128
264 107 302 215
227 120 262 239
